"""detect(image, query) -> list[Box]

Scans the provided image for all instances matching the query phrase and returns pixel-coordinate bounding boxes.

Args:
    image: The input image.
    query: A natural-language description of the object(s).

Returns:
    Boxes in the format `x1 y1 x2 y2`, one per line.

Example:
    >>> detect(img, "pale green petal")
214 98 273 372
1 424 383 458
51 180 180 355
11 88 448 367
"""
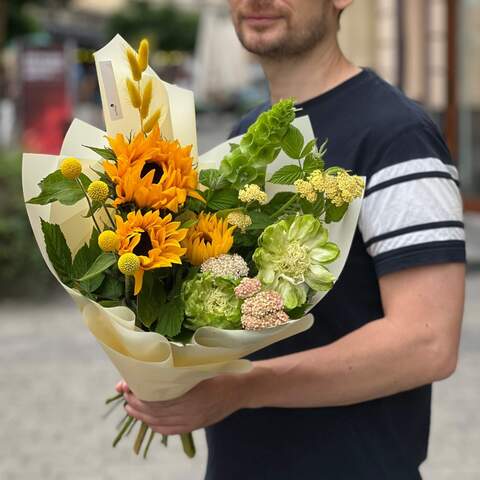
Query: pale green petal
310 242 340 264
259 221 288 251
276 278 307 310
304 264 336 291
287 214 317 242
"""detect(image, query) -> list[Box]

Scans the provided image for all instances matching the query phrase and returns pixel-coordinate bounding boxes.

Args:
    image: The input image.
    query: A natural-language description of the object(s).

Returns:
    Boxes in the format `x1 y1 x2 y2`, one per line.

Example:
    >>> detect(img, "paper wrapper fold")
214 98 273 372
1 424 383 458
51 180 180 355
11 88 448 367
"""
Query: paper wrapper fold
22 35 362 401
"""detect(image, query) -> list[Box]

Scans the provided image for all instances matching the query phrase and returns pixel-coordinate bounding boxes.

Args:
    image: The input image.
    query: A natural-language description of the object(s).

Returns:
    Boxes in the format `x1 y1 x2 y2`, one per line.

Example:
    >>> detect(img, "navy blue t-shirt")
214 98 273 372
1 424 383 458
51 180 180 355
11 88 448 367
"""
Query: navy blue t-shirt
205 69 465 480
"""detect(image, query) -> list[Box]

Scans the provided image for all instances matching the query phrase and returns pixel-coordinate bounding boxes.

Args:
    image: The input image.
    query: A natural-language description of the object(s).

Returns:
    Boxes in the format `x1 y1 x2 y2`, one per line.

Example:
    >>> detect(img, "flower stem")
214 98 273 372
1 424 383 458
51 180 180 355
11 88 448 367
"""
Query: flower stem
143 430 156 459
105 393 123 405
180 432 196 458
103 203 116 229
77 178 101 232
133 422 149 455
113 415 134 447
271 193 298 218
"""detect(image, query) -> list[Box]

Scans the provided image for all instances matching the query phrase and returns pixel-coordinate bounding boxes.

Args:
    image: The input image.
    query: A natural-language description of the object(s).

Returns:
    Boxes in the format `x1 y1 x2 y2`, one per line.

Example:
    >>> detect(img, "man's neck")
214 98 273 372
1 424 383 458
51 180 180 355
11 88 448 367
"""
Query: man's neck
259 38 361 105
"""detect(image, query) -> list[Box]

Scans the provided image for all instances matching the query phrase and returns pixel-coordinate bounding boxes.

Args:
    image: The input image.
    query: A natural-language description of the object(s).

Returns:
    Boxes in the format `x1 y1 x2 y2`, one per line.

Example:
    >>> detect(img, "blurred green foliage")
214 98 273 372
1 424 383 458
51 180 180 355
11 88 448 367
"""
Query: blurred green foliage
0 150 57 298
4 1 71 44
108 1 199 53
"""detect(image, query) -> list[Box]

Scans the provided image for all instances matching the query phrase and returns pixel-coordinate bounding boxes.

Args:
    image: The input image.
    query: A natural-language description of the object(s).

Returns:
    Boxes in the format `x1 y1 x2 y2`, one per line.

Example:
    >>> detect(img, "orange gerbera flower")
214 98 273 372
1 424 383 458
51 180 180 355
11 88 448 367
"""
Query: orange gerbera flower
184 212 235 266
103 125 204 212
116 210 187 295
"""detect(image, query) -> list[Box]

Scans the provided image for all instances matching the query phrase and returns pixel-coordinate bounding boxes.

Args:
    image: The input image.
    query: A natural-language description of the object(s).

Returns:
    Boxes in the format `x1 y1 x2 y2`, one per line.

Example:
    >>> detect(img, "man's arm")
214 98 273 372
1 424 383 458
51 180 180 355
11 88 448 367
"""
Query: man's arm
242 262 464 409
121 262 464 434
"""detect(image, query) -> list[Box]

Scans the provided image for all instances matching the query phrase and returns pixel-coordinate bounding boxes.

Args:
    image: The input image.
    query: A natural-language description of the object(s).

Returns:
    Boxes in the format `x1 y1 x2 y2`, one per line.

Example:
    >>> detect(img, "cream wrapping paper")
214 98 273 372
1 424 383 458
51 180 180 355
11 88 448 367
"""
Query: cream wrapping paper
22 36 363 402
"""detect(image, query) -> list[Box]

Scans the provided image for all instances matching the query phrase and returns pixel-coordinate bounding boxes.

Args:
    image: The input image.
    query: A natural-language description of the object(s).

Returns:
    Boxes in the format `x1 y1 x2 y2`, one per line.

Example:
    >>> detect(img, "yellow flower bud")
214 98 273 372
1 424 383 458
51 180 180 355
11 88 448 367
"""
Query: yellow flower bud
138 38 149 72
126 49 142 81
60 157 82 180
87 180 109 202
140 79 153 119
126 78 141 108
226 211 252 233
98 230 119 252
118 253 140 276
143 108 161 133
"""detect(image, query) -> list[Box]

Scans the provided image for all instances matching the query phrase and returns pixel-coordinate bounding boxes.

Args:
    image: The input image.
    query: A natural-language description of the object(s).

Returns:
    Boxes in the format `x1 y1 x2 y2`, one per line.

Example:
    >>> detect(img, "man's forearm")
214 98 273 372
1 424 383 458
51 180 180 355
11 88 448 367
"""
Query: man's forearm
239 316 456 410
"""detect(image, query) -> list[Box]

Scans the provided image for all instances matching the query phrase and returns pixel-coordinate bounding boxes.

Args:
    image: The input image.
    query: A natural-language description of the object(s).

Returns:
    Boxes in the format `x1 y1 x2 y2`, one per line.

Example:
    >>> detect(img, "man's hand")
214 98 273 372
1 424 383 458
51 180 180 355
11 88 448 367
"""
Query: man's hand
117 375 245 435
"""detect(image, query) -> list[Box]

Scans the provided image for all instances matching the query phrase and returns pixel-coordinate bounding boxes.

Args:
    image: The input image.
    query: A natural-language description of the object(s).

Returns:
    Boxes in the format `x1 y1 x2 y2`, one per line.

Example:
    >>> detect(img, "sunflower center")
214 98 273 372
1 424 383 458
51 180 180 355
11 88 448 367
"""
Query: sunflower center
199 232 213 244
279 241 310 279
133 231 153 256
141 162 164 183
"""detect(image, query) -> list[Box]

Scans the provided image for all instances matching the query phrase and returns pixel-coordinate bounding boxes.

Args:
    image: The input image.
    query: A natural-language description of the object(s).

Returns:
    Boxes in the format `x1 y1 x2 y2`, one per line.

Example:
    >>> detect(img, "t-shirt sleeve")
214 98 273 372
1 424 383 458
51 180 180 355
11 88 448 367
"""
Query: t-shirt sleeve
358 123 466 277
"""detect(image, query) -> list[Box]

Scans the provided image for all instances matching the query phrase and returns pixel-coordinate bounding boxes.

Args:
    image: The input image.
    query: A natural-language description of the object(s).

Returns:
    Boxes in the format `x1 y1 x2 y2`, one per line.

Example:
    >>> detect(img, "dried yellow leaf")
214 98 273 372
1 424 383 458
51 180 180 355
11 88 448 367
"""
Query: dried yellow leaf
143 108 161 133
138 39 149 72
126 49 142 81
140 79 153 119
126 78 141 108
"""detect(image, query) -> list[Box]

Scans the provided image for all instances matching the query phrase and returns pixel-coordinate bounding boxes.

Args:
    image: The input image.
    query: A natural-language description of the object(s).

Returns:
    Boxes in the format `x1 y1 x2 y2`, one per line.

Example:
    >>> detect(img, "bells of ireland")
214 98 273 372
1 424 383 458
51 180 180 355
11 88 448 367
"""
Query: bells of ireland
181 272 242 330
253 214 340 310
219 99 296 188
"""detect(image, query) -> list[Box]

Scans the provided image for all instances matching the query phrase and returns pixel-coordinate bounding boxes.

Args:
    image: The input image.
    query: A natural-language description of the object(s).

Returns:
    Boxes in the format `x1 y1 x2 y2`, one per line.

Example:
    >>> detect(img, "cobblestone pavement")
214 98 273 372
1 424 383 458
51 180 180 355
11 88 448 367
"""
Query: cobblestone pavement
1 273 478 479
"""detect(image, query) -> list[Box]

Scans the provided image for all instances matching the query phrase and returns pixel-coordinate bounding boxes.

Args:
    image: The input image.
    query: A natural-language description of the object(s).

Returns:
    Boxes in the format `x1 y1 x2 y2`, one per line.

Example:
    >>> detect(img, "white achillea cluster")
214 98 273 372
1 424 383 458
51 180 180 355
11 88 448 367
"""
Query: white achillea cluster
200 254 249 279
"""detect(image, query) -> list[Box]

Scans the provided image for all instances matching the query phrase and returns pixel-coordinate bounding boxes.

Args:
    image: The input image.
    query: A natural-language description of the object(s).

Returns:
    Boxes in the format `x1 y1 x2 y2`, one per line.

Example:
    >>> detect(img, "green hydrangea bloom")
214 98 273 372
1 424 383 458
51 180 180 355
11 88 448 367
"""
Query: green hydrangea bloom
219 99 296 188
253 214 340 310
181 272 242 330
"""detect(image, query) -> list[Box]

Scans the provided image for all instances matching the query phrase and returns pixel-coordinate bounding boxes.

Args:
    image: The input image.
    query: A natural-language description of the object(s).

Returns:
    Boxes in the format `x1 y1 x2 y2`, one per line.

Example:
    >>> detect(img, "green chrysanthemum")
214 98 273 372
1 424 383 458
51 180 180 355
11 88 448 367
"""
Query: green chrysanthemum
219 99 296 188
181 272 242 330
253 214 340 310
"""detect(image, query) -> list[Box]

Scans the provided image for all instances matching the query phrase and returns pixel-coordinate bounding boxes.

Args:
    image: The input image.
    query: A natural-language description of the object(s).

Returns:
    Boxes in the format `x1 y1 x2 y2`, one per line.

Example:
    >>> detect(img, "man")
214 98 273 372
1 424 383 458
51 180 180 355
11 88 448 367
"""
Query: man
119 1 466 478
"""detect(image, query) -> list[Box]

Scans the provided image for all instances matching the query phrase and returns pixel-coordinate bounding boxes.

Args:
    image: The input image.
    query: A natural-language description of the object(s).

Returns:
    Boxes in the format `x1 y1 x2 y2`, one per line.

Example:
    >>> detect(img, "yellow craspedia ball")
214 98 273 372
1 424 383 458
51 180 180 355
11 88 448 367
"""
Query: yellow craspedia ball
98 230 119 252
87 180 109 202
118 253 140 276
60 157 82 180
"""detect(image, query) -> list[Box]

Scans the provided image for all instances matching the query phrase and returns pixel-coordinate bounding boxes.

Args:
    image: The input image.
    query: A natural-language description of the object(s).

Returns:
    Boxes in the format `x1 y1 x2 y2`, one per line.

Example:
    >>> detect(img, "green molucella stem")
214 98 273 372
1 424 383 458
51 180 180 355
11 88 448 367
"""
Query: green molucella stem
271 193 298 218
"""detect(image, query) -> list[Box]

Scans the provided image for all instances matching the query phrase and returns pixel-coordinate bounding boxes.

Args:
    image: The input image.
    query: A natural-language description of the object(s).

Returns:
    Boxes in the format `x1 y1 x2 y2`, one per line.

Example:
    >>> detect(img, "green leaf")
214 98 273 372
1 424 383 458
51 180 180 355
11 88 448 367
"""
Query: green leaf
268 165 303 185
263 192 296 216
27 171 91 206
185 196 205 213
99 300 123 308
199 169 229 190
73 229 104 293
281 125 304 159
303 153 325 175
287 303 310 319
299 194 325 217
325 201 349 223
207 188 239 210
84 145 117 161
247 211 275 231
229 142 240 152
137 272 166 328
76 252 117 282
41 219 73 284
155 297 185 338
96 275 124 300
300 139 317 158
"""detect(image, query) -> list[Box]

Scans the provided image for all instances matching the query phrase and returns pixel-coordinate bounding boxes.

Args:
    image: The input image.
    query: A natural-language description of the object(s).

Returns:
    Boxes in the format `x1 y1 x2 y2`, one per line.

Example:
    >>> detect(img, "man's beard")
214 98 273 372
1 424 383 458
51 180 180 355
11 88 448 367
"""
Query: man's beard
234 1 328 59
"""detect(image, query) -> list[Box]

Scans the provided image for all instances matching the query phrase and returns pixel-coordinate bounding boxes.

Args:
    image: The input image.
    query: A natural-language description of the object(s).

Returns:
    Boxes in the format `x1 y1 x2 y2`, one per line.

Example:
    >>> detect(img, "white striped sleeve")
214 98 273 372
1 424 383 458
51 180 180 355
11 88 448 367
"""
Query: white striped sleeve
358 157 465 276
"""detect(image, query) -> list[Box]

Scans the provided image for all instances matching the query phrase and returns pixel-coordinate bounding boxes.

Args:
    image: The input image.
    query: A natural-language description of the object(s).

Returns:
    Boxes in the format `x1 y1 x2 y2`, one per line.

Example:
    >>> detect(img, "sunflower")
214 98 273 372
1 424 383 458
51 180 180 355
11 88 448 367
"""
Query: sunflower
103 125 204 212
116 210 187 295
184 212 235 266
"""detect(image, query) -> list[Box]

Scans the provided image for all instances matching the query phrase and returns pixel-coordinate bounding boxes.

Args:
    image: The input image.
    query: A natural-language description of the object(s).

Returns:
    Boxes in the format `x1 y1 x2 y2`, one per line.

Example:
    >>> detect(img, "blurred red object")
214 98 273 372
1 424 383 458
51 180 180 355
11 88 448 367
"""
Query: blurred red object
20 45 72 154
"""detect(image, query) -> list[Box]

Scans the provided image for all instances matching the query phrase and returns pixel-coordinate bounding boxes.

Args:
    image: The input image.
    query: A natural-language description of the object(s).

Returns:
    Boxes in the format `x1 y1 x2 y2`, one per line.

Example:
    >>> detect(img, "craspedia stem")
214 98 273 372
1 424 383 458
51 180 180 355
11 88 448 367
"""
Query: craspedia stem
76 178 101 232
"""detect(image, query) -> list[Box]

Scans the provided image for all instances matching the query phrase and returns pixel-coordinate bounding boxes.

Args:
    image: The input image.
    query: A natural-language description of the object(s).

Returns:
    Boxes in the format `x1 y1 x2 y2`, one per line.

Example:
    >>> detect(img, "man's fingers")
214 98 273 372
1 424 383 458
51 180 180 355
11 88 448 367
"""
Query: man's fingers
123 391 182 415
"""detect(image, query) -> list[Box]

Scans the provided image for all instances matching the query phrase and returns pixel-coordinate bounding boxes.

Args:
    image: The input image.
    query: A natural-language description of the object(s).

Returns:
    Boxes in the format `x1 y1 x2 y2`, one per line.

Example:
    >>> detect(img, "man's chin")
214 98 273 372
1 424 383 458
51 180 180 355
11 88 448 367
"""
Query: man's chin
239 32 287 57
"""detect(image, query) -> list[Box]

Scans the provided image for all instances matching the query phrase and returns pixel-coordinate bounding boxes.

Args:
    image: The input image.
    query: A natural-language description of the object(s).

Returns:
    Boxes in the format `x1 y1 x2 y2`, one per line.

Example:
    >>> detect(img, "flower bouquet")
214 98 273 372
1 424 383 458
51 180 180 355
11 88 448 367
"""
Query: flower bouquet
23 35 364 459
